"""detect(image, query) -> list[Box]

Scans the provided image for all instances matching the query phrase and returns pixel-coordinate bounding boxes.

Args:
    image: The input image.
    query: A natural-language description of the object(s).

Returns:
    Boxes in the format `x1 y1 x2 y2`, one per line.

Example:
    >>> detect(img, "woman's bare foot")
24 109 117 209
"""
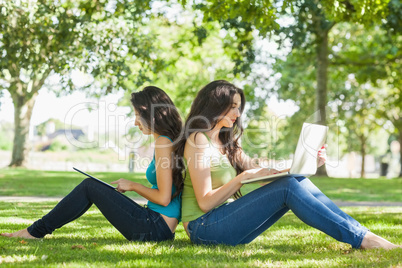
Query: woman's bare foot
1 228 37 239
360 231 400 250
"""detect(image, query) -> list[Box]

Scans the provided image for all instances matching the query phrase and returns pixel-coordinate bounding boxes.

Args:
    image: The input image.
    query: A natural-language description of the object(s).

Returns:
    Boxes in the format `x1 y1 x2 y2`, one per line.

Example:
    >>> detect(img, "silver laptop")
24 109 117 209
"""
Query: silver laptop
241 123 328 184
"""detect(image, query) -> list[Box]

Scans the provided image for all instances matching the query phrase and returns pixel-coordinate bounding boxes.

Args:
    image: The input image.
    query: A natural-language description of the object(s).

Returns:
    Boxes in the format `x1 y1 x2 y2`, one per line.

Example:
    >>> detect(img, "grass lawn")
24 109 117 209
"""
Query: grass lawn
1 169 402 202
0 169 401 267
0 169 149 199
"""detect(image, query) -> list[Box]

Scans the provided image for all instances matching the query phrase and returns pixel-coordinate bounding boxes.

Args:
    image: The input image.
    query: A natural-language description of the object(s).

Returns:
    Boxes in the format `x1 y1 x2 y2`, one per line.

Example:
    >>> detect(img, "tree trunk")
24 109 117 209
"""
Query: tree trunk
359 135 366 178
9 88 39 167
314 30 329 177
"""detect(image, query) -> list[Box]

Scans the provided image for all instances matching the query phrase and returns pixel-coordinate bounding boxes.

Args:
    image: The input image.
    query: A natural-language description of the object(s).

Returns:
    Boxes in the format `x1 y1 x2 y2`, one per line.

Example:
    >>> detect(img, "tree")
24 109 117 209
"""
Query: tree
117 4 238 108
373 83 402 177
272 0 340 176
274 20 401 177
119 3 266 116
183 0 394 120
330 20 402 177
266 0 401 176
335 79 380 178
0 0 161 167
183 0 398 176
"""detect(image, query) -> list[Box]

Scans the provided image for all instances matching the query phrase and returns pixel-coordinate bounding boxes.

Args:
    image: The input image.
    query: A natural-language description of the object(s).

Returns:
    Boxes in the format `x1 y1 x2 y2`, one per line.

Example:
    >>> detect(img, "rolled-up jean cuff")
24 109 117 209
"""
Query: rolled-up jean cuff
27 222 44 238
354 229 368 249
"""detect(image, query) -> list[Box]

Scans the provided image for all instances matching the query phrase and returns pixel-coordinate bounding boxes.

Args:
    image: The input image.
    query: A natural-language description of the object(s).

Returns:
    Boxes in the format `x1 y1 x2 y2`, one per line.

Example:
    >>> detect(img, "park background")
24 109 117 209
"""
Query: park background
0 0 401 267
0 0 401 179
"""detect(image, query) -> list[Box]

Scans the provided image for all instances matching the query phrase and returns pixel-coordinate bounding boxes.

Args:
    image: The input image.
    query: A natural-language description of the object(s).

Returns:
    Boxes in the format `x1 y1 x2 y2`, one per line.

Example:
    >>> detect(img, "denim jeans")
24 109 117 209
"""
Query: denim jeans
187 176 368 248
27 178 174 242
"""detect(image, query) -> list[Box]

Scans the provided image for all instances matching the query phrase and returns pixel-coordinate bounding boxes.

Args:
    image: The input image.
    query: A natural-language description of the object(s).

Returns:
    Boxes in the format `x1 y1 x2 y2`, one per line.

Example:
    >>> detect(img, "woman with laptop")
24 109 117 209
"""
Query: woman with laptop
2 86 182 242
174 80 399 250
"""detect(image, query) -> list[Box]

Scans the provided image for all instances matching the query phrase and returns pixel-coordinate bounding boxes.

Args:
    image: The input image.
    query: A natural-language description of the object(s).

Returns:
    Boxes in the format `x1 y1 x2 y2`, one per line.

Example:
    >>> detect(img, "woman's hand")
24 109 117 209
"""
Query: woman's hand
110 178 136 193
317 144 327 168
239 167 280 183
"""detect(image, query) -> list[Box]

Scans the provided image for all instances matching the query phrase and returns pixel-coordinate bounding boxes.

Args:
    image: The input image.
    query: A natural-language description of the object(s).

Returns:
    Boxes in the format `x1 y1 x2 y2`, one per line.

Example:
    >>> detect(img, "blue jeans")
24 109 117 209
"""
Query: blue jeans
27 178 174 242
187 176 368 248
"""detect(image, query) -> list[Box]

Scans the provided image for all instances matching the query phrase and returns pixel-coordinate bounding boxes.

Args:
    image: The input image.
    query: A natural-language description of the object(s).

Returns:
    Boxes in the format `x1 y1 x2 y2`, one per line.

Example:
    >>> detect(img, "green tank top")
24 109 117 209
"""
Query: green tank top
181 133 237 222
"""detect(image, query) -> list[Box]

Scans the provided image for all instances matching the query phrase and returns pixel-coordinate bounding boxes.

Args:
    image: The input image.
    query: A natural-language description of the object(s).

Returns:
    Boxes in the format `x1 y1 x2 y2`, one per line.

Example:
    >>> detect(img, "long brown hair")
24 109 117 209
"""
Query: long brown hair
173 80 245 198
131 86 183 198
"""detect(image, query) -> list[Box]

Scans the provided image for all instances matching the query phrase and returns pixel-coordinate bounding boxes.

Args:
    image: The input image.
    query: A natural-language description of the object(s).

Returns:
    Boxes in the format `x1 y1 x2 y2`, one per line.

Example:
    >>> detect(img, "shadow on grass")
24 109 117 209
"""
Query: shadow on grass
1 202 401 267
1 235 401 267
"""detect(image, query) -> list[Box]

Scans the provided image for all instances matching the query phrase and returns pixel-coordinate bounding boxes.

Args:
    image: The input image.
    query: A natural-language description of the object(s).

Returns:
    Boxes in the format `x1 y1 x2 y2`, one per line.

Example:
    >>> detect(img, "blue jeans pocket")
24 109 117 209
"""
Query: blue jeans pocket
189 217 219 245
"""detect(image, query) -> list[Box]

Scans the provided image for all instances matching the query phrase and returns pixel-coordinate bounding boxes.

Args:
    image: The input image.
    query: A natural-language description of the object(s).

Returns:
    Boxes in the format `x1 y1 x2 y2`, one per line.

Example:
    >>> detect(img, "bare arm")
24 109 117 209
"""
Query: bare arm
111 136 174 207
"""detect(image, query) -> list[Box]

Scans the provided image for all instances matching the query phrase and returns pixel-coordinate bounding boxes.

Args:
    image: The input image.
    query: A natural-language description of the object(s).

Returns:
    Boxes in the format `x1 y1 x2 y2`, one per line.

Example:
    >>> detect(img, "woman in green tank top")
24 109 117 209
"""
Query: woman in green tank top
173 80 400 250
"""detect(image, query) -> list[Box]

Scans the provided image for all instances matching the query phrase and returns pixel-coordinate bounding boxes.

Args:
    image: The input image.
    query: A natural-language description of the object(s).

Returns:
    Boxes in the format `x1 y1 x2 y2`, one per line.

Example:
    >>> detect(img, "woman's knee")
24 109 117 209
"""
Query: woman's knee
259 176 300 201
78 178 96 189
79 178 115 194
276 176 299 188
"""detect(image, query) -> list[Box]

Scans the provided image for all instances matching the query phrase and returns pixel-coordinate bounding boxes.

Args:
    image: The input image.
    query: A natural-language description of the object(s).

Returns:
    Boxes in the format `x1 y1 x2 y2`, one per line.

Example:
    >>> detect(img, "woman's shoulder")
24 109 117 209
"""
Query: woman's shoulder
155 135 173 145
187 132 209 145
184 132 211 156
154 135 174 156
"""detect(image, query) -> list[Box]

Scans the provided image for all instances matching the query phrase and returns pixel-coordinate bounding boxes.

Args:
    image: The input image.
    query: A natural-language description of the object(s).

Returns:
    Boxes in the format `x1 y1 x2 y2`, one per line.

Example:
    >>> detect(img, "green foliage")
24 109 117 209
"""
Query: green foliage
118 6 239 117
0 0 166 166
187 0 400 171
0 135 12 151
269 17 401 162
180 0 281 76
330 23 401 85
384 0 402 35
47 140 68 152
242 106 290 159
320 0 390 25
269 48 318 157
35 118 67 137
118 7 278 154
186 0 399 69
0 0 161 94
275 0 335 50
0 121 13 151
328 22 401 169
333 80 380 154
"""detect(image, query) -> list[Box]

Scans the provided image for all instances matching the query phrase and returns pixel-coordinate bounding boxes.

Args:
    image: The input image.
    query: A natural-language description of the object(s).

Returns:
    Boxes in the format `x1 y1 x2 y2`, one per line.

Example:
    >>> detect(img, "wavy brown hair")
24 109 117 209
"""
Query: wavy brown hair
173 80 246 199
131 86 183 198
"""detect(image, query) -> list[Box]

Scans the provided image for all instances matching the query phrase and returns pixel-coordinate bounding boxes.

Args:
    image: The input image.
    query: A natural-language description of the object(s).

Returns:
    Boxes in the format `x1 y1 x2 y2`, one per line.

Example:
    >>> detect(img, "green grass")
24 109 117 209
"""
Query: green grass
1 203 401 267
309 177 402 203
1 169 402 202
0 169 402 267
0 169 148 199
